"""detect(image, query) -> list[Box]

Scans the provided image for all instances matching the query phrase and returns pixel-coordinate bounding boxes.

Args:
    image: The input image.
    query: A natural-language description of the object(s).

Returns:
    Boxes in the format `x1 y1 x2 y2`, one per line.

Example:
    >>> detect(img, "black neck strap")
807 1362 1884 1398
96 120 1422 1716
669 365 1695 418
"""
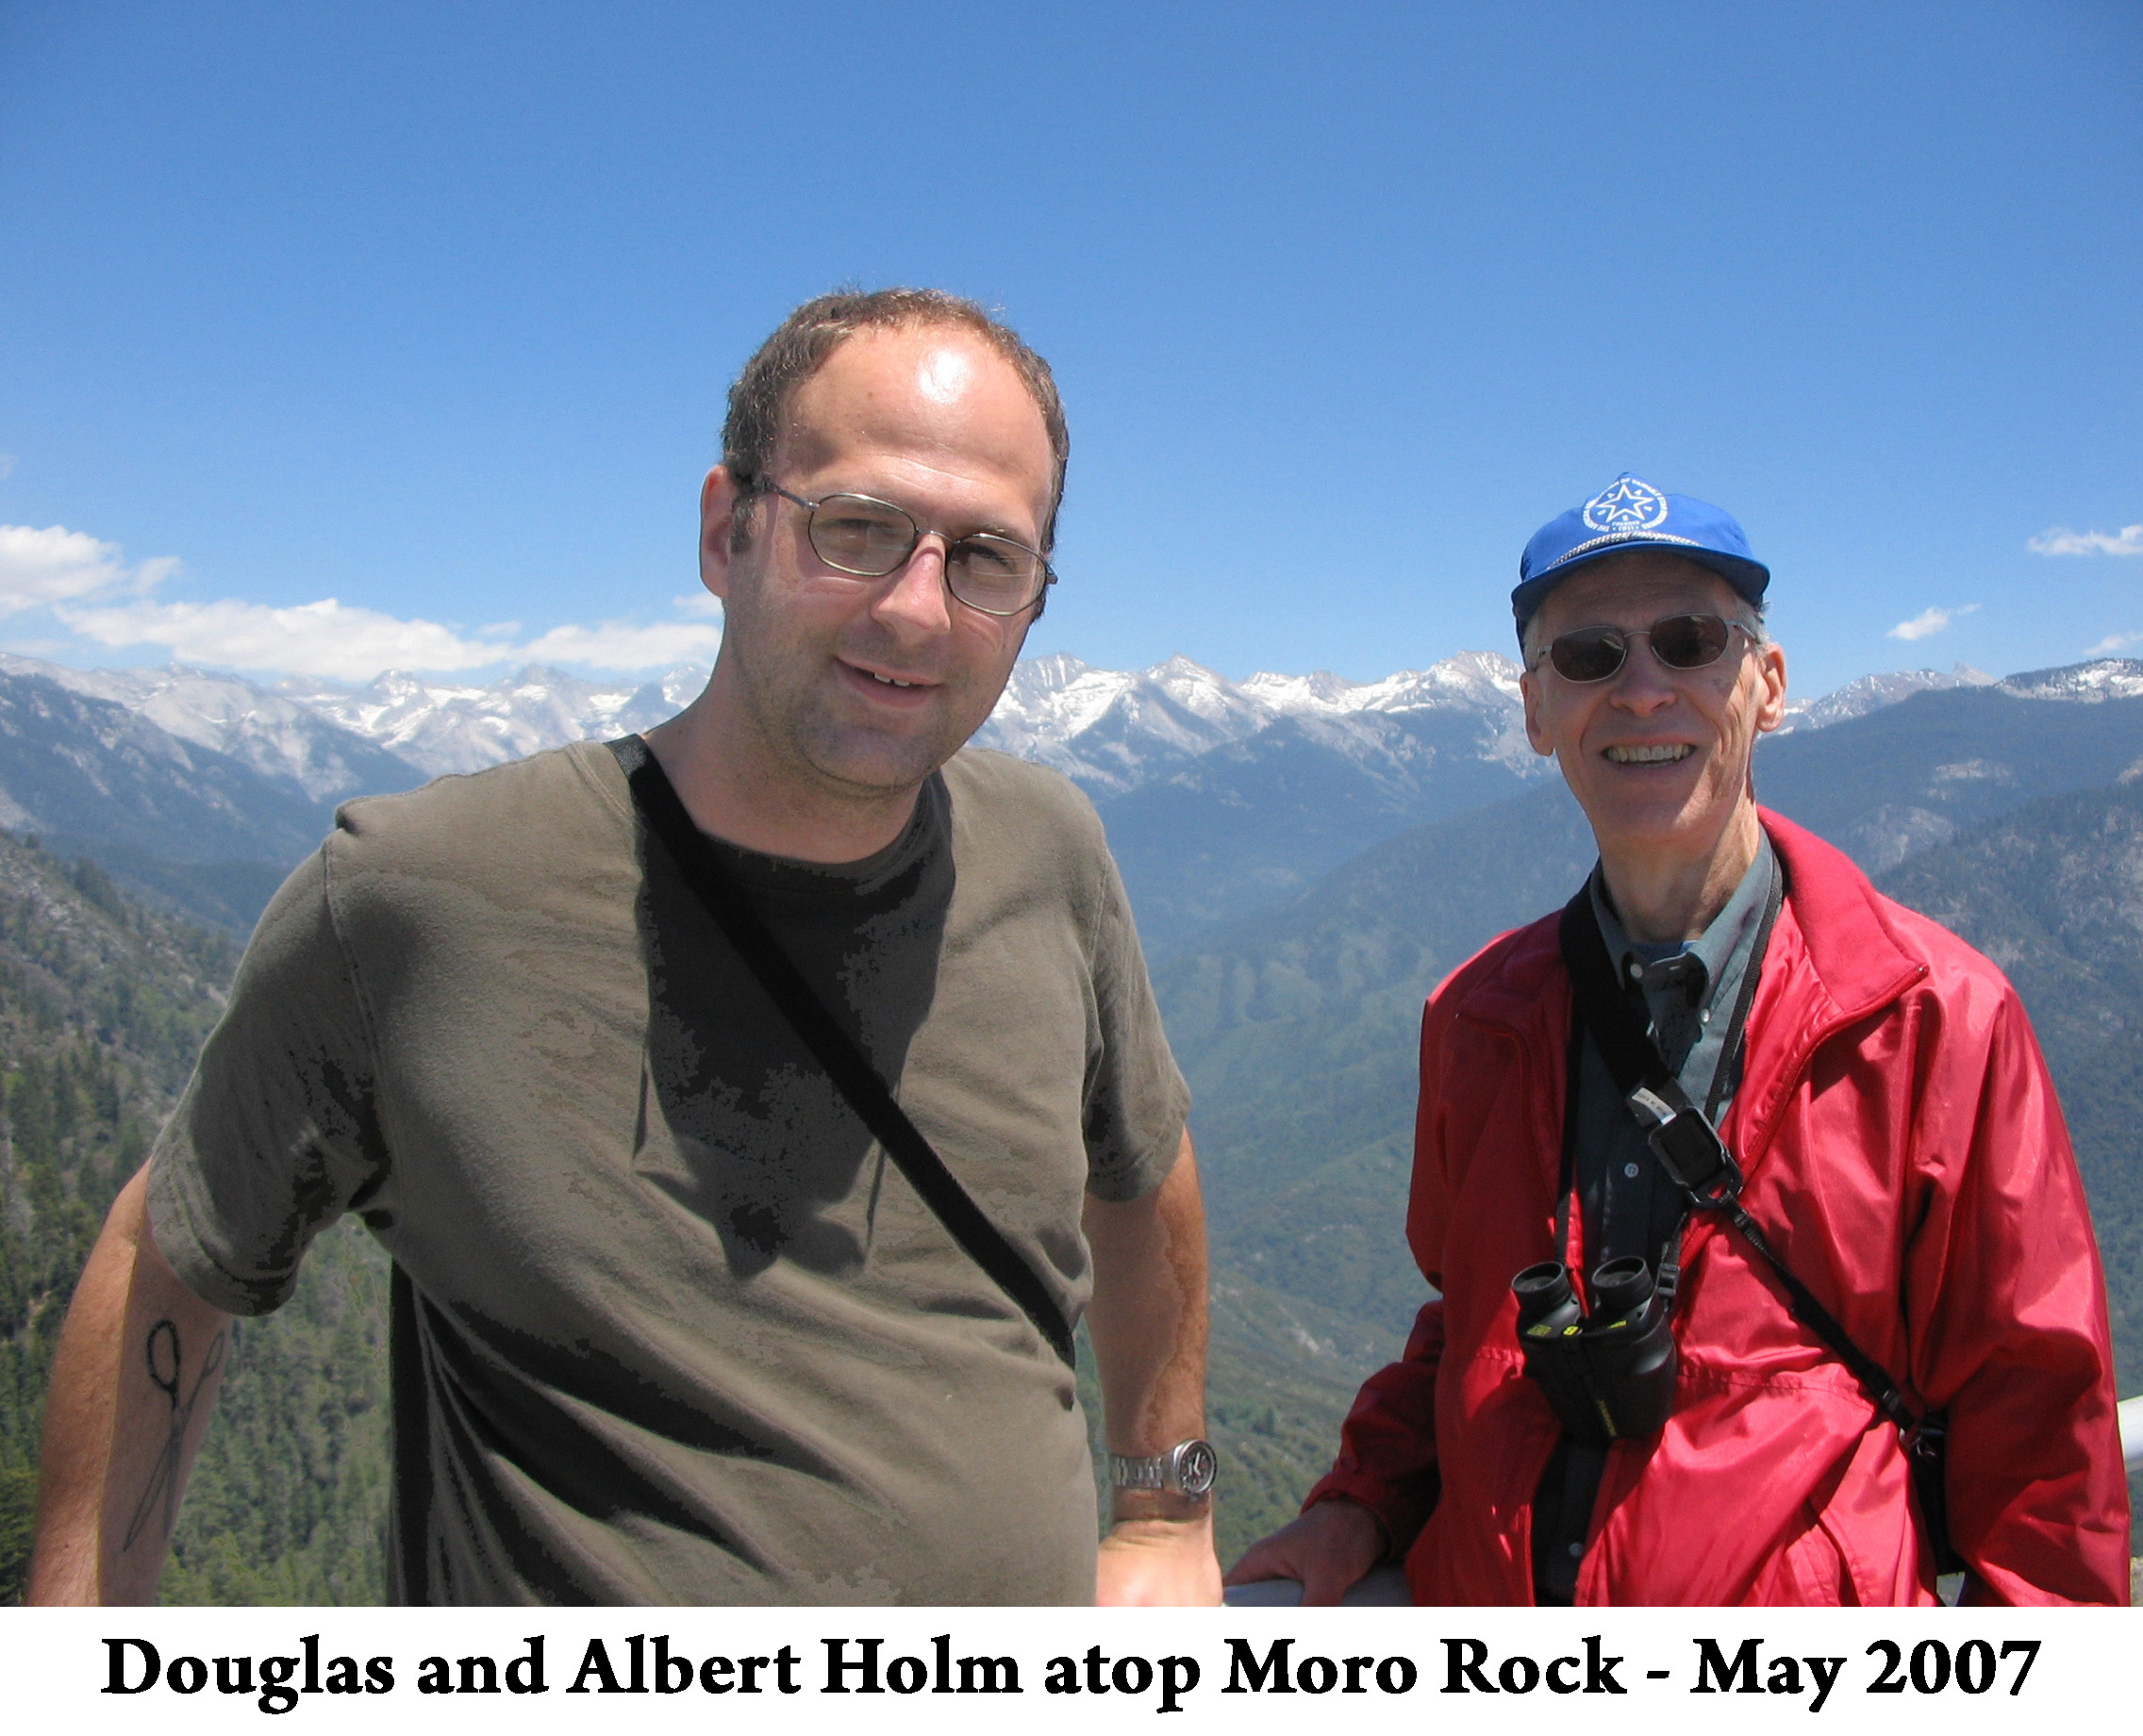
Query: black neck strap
614 736 1077 1369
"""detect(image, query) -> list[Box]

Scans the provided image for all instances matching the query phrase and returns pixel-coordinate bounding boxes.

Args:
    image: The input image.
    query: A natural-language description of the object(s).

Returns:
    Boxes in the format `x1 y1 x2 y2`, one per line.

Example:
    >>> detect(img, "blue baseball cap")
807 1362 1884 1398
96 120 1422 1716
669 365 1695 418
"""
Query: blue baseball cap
1513 474 1769 639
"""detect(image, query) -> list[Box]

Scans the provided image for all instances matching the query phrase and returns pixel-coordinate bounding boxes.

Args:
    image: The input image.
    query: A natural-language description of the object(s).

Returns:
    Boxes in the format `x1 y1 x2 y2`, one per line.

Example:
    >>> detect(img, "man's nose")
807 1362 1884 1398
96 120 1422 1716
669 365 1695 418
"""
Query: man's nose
1609 637 1680 712
870 535 955 637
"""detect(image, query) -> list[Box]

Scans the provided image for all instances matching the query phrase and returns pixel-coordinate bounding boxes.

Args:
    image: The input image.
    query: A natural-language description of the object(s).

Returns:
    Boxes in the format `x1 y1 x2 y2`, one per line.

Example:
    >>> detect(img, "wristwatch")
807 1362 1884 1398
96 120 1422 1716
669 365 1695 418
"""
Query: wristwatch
1108 1439 1218 1499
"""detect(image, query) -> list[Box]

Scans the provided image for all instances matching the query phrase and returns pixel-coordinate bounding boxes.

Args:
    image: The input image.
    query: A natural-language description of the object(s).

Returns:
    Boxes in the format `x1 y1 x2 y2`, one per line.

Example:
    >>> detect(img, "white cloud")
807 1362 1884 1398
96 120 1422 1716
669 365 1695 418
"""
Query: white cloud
0 522 176 615
58 594 724 682
1887 603 1979 642
2087 630 2143 655
58 596 523 683
0 455 17 481
517 619 724 669
2030 524 2143 556
5 517 723 679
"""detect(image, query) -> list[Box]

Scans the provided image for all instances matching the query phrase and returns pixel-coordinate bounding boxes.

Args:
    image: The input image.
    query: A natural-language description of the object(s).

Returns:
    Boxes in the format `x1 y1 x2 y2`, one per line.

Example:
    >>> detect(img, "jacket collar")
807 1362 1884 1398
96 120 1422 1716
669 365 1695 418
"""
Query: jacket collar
1444 804 1931 1199
1451 805 1924 1036
1753 806 1925 1026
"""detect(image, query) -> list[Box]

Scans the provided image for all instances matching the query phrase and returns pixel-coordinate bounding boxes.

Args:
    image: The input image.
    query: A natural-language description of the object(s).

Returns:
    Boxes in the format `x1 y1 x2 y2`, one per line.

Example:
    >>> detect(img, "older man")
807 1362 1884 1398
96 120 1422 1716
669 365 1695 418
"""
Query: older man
1232 475 2129 1605
32 289 1220 1607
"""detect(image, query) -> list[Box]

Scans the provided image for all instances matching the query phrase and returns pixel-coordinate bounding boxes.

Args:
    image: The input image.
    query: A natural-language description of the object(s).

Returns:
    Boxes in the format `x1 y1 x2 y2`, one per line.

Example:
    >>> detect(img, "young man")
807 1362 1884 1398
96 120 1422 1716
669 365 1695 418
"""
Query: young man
32 289 1221 1607
1231 475 2129 1605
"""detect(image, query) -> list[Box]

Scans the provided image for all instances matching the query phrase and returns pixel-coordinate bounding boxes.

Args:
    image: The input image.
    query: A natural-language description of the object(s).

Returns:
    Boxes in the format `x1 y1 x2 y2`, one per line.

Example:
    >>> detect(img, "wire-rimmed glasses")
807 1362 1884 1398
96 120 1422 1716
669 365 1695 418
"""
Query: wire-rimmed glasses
762 481 1055 617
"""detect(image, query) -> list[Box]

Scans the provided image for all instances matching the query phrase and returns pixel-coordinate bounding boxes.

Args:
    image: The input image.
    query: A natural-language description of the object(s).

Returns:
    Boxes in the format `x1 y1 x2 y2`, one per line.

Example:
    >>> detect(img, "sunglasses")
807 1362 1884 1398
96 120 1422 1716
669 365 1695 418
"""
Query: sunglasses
1537 613 1753 684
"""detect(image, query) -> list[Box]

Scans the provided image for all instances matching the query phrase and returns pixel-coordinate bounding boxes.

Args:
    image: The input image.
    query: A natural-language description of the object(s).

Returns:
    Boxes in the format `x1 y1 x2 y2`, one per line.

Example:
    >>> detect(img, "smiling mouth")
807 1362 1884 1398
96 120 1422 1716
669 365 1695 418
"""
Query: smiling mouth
846 663 933 691
1604 743 1694 764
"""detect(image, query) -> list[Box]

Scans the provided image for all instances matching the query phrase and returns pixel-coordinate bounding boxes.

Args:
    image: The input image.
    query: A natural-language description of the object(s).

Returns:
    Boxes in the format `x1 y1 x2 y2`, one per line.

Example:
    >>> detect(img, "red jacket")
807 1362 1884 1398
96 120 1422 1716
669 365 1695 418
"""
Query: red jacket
1306 811 2130 1605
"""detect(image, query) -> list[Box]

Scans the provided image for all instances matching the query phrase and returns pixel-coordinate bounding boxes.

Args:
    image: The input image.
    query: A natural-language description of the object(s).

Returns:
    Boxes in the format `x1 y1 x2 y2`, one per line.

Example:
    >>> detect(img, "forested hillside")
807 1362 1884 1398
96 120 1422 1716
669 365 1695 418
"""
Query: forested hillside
0 832 387 1604
1882 780 2143 1392
0 833 230 1598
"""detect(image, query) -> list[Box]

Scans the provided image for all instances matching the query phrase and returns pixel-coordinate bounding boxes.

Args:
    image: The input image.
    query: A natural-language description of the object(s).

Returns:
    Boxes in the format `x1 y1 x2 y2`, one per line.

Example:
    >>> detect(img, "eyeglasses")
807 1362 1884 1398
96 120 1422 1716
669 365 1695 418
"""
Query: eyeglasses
761 481 1055 617
1535 613 1753 684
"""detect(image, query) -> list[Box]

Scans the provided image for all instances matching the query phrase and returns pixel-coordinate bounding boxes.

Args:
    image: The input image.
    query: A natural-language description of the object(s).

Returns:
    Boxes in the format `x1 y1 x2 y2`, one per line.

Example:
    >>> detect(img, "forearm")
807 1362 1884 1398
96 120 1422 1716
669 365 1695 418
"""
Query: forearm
28 1167 233 1605
1084 1133 1208 1505
1084 1134 1219 1605
1302 1298 1444 1547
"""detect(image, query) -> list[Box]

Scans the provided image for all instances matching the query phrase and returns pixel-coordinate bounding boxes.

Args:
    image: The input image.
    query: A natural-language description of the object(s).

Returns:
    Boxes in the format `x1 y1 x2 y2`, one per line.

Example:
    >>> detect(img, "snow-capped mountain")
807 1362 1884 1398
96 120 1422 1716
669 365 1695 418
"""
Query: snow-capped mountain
1775 664 1995 735
965 651 1546 942
13 643 2119 943
7 645 2020 813
974 650 1537 796
2001 658 2143 703
977 653 1275 792
1768 659 2143 735
276 664 705 778
1238 650 1523 719
0 653 423 802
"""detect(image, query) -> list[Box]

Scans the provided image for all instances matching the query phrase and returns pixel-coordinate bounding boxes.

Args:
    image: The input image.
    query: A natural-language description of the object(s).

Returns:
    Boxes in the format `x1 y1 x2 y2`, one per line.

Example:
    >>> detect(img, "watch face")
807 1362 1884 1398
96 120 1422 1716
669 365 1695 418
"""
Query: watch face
1172 1439 1218 1497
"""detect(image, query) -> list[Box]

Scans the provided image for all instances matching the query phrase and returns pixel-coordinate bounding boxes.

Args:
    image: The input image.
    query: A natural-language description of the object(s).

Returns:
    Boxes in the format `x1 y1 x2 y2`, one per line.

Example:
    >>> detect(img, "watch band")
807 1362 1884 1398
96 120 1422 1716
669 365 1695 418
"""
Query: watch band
1108 1439 1218 1498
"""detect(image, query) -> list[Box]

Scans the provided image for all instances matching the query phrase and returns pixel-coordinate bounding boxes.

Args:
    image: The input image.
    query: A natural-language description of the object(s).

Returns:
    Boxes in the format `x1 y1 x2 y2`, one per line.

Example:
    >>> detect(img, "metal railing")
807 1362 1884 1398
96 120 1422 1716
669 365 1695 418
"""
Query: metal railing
1225 1565 1409 1607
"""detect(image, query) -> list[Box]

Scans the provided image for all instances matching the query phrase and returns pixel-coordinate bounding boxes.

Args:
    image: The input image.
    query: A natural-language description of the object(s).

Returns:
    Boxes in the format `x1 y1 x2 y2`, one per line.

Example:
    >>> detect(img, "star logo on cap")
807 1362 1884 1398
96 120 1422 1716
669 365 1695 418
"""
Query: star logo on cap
1582 475 1670 535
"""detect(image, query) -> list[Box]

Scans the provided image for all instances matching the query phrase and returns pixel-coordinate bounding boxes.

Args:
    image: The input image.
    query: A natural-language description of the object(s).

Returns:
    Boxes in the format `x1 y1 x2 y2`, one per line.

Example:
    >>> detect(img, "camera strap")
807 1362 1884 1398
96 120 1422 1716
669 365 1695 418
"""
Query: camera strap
615 736 1078 1370
1558 867 1965 1576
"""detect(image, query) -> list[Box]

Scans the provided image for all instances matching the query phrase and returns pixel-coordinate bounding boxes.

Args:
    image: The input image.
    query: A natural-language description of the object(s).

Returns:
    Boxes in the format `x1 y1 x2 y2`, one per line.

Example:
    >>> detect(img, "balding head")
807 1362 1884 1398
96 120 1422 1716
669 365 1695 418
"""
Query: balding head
723 288 1070 554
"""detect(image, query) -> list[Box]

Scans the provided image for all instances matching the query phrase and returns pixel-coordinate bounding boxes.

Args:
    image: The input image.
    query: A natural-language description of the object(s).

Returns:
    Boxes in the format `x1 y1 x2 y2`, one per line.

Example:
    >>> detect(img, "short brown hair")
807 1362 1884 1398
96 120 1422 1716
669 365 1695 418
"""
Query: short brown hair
722 287 1070 554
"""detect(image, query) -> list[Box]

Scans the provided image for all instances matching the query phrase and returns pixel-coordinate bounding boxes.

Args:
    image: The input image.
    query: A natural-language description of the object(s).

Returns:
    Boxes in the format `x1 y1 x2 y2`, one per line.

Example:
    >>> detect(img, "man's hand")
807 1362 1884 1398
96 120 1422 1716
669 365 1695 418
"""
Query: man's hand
1223 1497 1387 1606
1097 1513 1222 1606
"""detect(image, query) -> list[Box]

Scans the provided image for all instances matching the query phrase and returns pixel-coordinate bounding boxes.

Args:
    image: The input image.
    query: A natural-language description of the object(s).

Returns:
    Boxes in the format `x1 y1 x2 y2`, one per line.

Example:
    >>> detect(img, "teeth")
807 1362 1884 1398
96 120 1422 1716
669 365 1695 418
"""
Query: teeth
1606 744 1693 764
868 672 919 688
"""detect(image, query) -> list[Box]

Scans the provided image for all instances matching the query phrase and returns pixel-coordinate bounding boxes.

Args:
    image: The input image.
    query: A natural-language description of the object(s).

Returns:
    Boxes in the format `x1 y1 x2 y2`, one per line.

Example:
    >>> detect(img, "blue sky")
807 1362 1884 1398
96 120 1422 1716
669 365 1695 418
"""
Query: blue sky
1 0 2138 698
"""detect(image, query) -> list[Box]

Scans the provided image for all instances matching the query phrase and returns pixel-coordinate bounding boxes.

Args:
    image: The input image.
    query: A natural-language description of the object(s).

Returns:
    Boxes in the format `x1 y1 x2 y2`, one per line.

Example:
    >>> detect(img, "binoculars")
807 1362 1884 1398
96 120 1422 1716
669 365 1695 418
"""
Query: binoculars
1510 1256 1678 1445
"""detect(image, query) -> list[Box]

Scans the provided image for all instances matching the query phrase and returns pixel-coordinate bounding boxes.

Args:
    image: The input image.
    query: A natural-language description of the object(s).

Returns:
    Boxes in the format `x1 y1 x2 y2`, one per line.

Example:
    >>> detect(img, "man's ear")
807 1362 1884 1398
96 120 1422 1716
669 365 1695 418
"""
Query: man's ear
699 466 741 602
1520 667 1555 758
1752 639 1788 735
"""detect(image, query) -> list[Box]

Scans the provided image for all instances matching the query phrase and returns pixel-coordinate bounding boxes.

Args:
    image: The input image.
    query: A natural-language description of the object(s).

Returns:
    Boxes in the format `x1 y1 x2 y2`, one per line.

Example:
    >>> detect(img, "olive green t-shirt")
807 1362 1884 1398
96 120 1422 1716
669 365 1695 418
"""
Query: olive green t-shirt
146 739 1188 1605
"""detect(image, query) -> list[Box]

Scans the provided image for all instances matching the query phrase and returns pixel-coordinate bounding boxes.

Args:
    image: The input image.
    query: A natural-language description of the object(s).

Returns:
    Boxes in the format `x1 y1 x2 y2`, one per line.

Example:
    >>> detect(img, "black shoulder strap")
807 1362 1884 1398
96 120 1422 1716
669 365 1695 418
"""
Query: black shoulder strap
1557 865 1966 1575
388 1264 432 1605
615 737 1077 1369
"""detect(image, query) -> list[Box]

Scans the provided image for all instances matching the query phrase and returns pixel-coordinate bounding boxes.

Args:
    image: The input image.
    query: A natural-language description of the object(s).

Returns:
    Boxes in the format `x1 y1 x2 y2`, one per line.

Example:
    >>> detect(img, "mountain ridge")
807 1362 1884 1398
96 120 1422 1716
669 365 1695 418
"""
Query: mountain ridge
274 663 701 778
5 645 2021 802
3 647 2129 943
0 654 423 803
